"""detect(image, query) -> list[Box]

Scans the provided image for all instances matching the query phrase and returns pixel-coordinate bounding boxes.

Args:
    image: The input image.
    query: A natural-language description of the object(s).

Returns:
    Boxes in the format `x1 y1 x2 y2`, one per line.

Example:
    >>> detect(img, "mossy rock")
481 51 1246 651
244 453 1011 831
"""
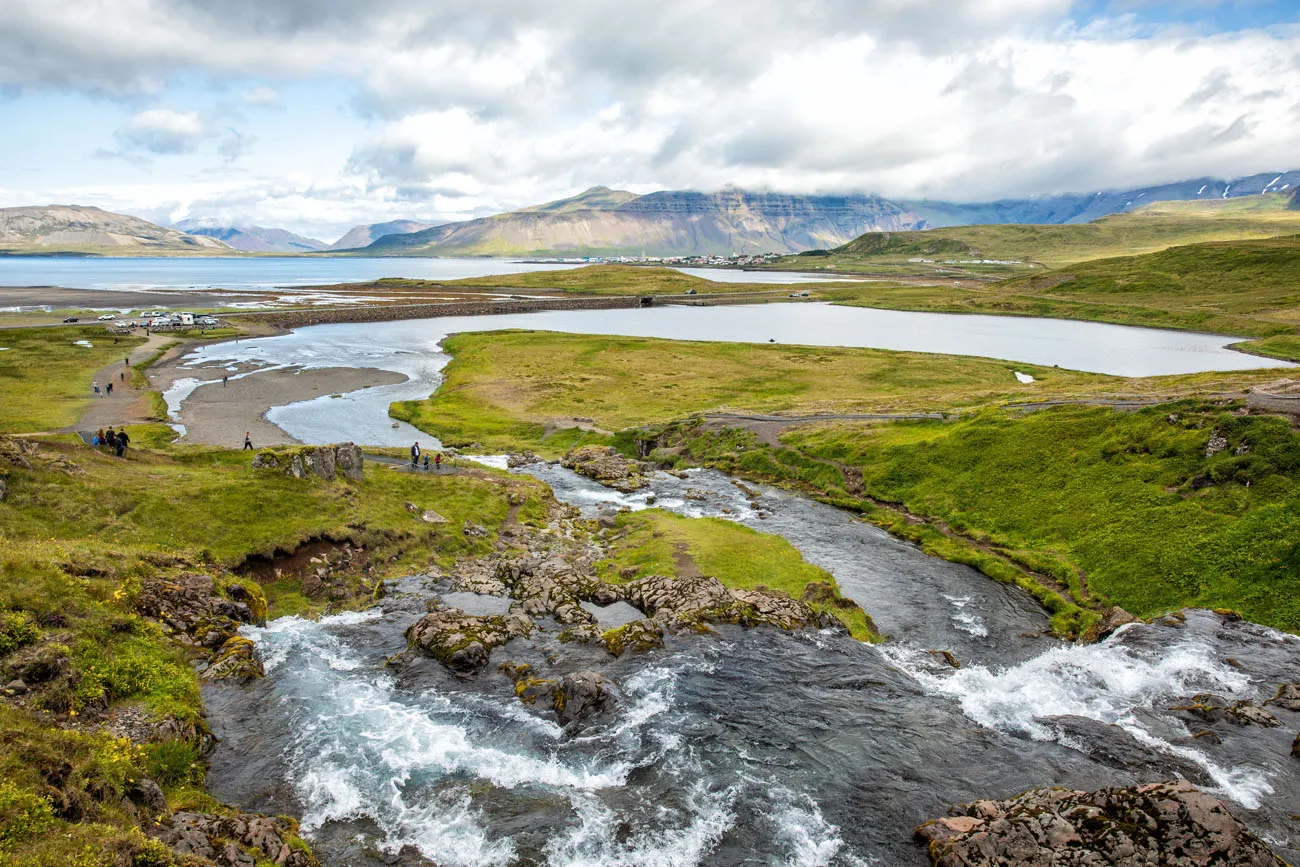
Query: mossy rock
600 619 664 657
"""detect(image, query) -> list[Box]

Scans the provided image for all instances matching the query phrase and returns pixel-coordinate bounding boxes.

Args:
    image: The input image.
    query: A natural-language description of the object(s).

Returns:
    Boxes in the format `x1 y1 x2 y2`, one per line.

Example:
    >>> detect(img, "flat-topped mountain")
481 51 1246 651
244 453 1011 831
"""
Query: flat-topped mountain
0 205 232 254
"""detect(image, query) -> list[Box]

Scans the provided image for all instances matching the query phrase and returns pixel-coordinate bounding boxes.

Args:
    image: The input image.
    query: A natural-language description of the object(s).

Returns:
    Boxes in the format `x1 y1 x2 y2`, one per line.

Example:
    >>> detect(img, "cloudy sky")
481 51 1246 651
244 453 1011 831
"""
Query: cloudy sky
1 0 1297 243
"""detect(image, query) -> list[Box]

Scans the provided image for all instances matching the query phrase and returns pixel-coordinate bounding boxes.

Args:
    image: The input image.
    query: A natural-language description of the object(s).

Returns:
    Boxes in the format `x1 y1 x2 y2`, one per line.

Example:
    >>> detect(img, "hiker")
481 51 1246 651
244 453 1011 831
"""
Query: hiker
124 357 129 367
106 382 113 396
119 371 125 383
93 382 100 397
105 429 117 450
95 428 105 447
422 454 430 472
411 441 421 467
115 428 129 458
222 375 228 387
435 452 443 472
243 432 253 450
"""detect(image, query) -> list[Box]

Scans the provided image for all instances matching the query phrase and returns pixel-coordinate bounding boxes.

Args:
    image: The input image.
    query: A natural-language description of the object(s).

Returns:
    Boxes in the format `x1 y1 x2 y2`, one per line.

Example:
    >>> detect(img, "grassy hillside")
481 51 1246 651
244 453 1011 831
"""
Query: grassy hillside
800 193 1300 271
450 265 716 294
640 403 1300 635
822 240 1300 354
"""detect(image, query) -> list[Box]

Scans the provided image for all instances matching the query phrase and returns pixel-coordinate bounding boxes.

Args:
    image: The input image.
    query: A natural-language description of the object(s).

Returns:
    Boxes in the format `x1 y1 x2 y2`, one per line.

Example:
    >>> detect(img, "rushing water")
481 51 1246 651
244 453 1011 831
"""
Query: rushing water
0 256 847 293
164 303 1292 448
205 457 1300 866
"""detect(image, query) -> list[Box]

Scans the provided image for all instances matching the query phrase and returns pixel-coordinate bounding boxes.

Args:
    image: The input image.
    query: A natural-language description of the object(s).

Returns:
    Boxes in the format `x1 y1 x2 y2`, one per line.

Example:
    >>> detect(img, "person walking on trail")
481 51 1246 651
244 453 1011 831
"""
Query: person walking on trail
105 429 117 450
115 428 129 458
106 382 113 396
422 454 430 472
243 432 253 450
410 441 421 468
222 375 228 387
435 452 443 473
124 357 129 367
120 371 125 383
93 382 100 398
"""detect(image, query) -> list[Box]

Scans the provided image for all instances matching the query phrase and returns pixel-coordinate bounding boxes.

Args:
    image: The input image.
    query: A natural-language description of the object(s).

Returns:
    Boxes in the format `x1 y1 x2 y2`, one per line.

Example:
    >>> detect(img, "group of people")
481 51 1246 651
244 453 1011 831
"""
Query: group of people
92 427 130 457
411 441 443 472
92 380 115 397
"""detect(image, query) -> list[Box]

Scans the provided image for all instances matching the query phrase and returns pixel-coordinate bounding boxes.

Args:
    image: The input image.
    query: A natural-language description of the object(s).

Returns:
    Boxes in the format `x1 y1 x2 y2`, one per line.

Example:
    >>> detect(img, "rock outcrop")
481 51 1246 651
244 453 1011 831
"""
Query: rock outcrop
133 574 267 683
914 780 1286 867
620 573 835 634
561 445 649 492
150 810 318 867
251 443 364 481
405 603 533 673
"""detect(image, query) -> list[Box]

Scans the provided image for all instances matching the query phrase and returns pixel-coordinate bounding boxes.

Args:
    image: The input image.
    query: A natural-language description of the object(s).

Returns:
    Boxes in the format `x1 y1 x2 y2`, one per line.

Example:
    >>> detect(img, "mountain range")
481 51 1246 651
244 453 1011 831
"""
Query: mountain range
5 169 1298 257
174 220 329 253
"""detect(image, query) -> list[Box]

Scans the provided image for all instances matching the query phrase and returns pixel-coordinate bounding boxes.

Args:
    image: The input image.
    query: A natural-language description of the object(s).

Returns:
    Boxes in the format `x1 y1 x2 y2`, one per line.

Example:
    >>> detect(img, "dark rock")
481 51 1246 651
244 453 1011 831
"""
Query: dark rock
200 636 264 683
1292 732 1299 759
914 780 1287 866
2 678 27 694
601 618 665 657
463 520 489 538
405 604 533 673
125 777 168 818
501 664 619 725
1081 606 1138 643
1266 683 1300 712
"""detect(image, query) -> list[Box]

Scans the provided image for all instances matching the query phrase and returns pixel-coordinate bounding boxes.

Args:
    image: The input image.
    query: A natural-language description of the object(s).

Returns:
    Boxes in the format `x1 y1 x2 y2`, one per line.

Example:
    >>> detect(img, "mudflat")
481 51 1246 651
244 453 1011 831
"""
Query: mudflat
0 284 268 310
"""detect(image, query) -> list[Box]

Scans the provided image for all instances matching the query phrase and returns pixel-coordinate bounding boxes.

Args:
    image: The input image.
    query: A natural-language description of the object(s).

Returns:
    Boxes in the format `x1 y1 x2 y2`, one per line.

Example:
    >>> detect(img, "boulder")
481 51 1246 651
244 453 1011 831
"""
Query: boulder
200 636 264 683
1206 430 1229 457
405 604 533 673
619 573 829 634
561 445 649 492
1080 606 1138 643
507 450 542 468
914 780 1286 867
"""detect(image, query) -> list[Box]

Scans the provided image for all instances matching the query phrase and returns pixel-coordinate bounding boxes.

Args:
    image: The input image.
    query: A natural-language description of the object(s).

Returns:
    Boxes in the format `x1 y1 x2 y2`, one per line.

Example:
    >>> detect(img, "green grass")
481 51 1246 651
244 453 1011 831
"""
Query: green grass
802 193 1300 271
446 264 815 296
389 330 1130 456
0 327 146 433
596 509 878 640
734 404 1300 633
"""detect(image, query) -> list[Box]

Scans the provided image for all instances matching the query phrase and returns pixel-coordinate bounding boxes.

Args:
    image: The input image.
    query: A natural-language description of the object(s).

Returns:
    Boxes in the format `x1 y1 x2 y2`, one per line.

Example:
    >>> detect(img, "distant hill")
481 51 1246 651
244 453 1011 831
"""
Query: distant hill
0 205 232 254
363 186 926 257
329 220 441 251
827 192 1300 269
175 221 327 253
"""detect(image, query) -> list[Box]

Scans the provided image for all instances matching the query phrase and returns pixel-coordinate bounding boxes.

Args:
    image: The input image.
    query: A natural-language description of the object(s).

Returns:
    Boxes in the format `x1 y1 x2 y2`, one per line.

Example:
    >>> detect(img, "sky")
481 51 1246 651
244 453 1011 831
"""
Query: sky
0 0 1297 243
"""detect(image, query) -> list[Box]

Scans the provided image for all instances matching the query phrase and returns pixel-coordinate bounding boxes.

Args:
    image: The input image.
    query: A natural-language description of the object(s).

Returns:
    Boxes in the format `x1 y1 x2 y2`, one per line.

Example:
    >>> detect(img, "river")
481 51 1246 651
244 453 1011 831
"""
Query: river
204 462 1300 866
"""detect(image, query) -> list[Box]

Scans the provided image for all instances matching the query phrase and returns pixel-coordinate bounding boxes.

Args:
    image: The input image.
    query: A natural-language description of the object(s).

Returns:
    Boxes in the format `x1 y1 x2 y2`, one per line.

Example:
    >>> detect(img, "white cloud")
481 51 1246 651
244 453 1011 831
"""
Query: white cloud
0 0 1297 230
118 108 206 155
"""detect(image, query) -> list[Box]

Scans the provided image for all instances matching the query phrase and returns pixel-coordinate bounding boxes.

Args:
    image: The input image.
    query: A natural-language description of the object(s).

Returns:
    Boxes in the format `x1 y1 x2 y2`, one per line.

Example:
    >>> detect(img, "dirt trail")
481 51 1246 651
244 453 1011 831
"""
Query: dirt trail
75 332 179 434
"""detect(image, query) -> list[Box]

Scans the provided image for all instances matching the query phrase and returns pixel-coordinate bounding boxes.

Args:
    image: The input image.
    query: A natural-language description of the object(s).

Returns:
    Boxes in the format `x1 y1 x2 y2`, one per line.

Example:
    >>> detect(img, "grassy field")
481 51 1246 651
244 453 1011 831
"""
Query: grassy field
790 193 1300 271
388 329 1291 458
0 326 146 434
819 240 1300 355
444 264 843 296
640 402 1300 635
596 509 878 640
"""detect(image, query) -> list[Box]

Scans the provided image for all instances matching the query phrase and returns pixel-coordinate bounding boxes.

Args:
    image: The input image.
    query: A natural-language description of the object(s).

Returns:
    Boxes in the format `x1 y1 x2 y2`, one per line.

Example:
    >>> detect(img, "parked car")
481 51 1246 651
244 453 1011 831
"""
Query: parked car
97 313 117 320
682 289 697 295
62 316 79 323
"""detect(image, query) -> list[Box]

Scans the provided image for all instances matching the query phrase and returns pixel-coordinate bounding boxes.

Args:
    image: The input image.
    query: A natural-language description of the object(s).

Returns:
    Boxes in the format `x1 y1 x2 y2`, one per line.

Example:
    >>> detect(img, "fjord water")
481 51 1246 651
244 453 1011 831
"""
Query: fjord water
205 463 1300 866
0 256 844 294
168 303 1292 448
